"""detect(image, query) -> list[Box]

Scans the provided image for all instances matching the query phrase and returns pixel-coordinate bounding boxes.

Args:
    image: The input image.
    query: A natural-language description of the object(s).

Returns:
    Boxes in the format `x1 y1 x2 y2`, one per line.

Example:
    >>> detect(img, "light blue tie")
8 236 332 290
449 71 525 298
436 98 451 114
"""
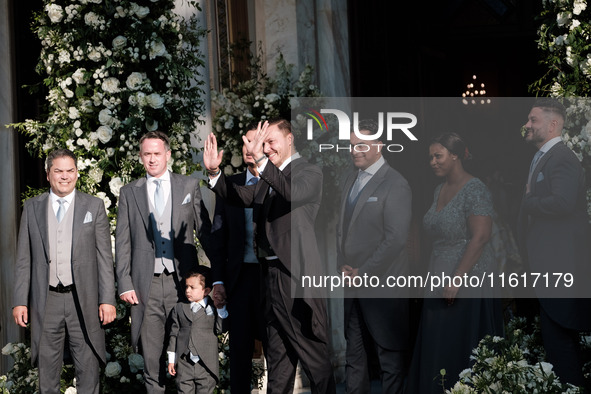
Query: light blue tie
154 179 164 215
248 177 259 186
56 199 66 223
349 171 369 203
528 150 543 186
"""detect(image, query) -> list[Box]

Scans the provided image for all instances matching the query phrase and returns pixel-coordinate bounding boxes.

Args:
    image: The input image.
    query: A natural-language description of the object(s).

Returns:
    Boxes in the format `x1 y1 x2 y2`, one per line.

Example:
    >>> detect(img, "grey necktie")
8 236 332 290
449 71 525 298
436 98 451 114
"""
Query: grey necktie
154 179 164 214
56 198 66 223
349 171 369 203
528 150 543 186
191 302 201 313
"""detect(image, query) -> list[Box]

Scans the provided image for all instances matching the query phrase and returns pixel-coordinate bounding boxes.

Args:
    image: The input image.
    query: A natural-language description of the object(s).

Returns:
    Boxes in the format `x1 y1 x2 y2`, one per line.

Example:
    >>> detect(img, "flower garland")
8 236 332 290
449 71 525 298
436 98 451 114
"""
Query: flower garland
532 0 591 219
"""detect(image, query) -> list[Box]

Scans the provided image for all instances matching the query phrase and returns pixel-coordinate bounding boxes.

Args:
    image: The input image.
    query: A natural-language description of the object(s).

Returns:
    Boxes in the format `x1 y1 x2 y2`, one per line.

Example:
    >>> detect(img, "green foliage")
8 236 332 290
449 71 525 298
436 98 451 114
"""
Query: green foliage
531 1 591 219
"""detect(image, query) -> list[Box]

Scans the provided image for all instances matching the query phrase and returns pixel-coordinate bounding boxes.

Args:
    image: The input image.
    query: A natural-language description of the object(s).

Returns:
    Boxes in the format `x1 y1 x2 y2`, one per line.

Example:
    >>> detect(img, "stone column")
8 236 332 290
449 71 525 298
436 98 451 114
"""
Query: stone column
0 0 21 375
253 0 350 97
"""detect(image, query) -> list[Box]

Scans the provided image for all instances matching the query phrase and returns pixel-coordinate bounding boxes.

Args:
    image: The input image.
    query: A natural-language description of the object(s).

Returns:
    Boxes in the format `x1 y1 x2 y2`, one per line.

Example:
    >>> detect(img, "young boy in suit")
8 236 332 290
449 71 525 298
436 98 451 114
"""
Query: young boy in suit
167 266 228 393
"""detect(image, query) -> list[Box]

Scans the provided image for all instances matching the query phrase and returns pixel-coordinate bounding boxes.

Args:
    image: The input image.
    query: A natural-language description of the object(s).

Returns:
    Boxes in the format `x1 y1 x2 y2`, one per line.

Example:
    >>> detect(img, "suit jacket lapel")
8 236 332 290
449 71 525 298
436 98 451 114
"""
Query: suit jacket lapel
170 173 184 230
340 171 357 233
71 191 84 251
131 177 151 231
531 143 558 194
34 193 50 262
182 303 194 322
349 164 388 230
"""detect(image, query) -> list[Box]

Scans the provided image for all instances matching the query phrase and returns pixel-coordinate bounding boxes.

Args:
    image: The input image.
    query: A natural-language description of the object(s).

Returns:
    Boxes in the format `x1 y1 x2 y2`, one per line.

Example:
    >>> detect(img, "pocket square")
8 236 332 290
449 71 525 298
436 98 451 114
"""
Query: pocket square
83 211 93 223
367 197 378 202
182 193 191 205
536 172 544 182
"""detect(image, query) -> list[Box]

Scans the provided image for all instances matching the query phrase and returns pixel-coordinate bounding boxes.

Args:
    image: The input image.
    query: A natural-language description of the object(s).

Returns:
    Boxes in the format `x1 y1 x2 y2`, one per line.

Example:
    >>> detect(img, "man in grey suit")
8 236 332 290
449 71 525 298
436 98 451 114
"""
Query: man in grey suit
13 148 116 394
116 131 218 393
518 98 591 388
337 120 412 394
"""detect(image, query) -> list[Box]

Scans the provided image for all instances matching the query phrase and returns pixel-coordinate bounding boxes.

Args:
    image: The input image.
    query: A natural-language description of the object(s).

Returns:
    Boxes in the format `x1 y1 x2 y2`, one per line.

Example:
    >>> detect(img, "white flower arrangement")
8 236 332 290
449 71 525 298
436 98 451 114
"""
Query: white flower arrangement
534 3 591 220
446 317 585 393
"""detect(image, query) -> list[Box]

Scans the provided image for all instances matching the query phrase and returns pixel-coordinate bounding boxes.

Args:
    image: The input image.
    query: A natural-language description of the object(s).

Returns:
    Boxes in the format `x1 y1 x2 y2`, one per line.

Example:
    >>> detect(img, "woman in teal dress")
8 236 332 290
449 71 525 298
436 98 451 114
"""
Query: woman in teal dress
407 133 503 394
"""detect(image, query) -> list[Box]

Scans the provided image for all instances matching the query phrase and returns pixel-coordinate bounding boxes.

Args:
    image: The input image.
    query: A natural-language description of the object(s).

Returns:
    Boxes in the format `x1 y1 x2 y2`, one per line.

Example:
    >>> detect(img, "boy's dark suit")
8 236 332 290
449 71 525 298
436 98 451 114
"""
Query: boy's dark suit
168 297 225 393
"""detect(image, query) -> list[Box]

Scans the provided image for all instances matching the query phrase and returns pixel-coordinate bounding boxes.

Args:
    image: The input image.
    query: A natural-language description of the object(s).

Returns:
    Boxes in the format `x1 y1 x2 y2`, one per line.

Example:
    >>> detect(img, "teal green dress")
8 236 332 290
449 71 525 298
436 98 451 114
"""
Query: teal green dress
407 178 503 394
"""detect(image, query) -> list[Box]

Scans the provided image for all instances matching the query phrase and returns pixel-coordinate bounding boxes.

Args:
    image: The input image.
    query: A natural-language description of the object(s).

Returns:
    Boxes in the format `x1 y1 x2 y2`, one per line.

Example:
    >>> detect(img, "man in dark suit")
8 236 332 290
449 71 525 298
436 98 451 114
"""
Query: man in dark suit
116 131 219 393
13 148 116 394
210 127 267 393
204 119 336 394
518 98 591 387
337 121 412 393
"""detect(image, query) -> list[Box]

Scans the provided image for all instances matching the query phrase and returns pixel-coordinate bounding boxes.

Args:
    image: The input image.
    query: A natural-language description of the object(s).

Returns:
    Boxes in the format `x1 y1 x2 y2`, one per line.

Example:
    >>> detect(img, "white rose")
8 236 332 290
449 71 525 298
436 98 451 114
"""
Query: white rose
149 41 167 59
98 108 112 125
63 88 74 98
102 78 120 94
104 361 122 377
145 119 158 131
131 3 150 18
84 12 99 27
556 12 572 27
109 177 124 197
574 0 587 15
146 93 164 109
88 167 103 183
46 4 64 23
126 72 144 90
112 35 127 50
77 138 91 150
571 19 581 30
68 107 80 119
75 128 83 137
230 154 242 167
128 353 145 373
64 387 77 394
72 68 87 84
1 343 15 356
97 125 113 143
107 147 115 157
66 139 76 151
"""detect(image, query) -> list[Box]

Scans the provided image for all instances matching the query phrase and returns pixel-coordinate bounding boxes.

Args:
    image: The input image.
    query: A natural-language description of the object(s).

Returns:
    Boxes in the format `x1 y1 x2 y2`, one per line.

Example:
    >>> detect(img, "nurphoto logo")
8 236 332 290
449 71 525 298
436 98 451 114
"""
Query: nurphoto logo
304 109 418 152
